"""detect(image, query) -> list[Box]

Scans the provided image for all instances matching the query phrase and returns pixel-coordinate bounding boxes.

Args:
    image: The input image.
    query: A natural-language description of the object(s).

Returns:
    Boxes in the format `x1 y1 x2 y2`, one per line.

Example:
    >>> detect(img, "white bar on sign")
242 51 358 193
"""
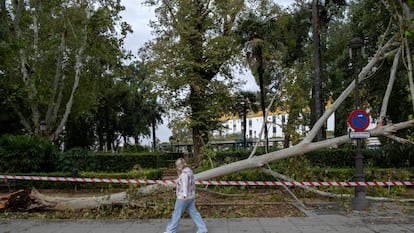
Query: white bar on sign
349 131 371 139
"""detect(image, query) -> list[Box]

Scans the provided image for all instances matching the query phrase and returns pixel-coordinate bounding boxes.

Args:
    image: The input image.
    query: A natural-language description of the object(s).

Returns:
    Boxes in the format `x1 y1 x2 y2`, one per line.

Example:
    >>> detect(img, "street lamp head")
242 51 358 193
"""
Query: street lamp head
349 37 364 49
349 37 364 60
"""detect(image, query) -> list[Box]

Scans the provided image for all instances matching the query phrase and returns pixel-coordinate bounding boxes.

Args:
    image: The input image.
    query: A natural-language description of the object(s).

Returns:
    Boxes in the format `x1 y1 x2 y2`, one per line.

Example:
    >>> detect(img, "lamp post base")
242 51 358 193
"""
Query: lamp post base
351 195 368 210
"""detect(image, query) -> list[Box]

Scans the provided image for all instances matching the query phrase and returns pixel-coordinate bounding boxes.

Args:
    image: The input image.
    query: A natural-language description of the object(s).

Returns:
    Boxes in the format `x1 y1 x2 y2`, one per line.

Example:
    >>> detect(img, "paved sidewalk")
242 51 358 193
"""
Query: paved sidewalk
1 202 413 233
0 215 413 233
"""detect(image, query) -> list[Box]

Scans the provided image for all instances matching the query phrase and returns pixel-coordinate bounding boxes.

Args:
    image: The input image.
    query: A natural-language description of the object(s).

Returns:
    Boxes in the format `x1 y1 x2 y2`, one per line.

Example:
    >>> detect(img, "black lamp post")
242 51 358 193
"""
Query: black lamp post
349 37 368 210
237 95 248 149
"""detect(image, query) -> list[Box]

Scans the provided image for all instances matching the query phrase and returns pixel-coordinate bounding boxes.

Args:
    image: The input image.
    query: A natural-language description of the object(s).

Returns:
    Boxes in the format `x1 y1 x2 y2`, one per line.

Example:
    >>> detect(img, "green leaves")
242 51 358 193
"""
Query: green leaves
1 0 161 149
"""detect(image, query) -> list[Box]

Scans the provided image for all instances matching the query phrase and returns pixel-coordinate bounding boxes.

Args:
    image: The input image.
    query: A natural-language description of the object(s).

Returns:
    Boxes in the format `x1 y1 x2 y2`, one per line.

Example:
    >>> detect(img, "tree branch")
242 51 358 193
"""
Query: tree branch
52 4 90 140
386 135 414 144
13 0 40 134
46 27 67 128
403 38 414 111
379 47 401 126
248 92 278 158
260 167 414 202
301 35 398 144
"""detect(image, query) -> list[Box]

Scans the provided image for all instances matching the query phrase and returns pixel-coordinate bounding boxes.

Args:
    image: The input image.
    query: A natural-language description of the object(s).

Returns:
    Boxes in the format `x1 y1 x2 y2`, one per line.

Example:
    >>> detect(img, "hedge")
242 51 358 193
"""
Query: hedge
5 169 164 190
0 135 59 173
214 147 412 168
1 135 413 175
57 148 184 172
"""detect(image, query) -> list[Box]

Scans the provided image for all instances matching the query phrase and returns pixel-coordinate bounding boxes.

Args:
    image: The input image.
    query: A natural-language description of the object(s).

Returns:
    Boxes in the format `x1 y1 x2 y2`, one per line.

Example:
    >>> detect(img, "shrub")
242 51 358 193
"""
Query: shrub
0 135 59 173
57 147 96 172
55 150 183 172
121 144 149 153
376 142 414 167
12 169 164 190
304 148 383 168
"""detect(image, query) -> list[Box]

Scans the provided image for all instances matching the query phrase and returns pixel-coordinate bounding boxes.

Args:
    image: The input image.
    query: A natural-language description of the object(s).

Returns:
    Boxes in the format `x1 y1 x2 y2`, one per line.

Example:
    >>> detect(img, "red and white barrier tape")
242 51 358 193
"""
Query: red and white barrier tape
1 175 413 187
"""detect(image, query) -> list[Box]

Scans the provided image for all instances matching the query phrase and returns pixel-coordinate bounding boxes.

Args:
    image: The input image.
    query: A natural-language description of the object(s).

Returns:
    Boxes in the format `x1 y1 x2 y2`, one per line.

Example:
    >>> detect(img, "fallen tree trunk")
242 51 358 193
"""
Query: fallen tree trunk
0 190 28 210
0 189 48 210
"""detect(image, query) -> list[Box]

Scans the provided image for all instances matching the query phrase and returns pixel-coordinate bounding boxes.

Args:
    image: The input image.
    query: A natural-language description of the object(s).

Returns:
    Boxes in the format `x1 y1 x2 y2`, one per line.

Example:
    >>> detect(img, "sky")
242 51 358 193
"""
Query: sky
119 0 295 145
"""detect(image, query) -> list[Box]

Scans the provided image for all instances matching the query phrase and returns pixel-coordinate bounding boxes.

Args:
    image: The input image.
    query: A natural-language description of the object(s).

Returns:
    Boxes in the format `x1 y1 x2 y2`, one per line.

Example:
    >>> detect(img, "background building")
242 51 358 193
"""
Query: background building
212 111 335 140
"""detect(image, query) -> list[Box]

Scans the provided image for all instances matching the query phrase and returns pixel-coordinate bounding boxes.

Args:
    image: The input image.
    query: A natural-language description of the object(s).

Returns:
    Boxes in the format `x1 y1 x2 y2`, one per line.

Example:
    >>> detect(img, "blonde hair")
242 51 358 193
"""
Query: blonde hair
175 158 188 170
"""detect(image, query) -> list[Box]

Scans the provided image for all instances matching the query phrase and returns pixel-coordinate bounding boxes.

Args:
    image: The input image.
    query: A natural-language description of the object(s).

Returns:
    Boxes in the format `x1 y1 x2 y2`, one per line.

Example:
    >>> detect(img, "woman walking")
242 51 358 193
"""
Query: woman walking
164 158 208 233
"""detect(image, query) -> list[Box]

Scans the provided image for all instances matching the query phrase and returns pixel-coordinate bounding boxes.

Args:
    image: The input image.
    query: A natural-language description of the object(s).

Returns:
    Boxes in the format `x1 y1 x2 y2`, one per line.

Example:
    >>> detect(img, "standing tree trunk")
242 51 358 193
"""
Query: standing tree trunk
152 119 156 152
243 103 247 148
311 0 326 142
258 64 269 151
246 38 268 150
192 126 202 167
189 87 208 168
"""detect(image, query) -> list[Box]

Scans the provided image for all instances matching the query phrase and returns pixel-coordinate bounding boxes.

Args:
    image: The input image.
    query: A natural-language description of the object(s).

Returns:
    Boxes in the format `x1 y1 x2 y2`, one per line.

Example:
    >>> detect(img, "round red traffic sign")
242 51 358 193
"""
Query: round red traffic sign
348 109 370 131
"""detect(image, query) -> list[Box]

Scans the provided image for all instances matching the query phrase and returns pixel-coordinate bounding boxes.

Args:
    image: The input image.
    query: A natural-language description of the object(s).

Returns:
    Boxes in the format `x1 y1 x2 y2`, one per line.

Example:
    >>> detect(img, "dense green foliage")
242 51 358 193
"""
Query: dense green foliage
142 0 247 164
0 135 183 173
0 135 59 173
0 134 412 193
0 1 164 150
213 146 414 169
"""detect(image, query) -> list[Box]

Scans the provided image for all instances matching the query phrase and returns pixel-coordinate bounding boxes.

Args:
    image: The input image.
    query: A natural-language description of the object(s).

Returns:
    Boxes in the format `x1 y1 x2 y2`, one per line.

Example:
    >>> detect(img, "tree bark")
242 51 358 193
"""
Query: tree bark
311 0 325 142
46 29 67 130
403 38 414 111
191 125 203 168
379 47 401 124
243 104 247 148
152 119 156 151
258 65 269 152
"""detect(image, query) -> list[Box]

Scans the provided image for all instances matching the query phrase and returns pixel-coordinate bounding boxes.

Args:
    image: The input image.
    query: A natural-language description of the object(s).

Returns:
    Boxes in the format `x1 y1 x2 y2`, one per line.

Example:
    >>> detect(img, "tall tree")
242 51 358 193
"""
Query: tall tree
246 37 269 149
310 0 347 141
236 2 283 151
145 98 165 152
0 0 131 142
236 1 312 148
143 0 245 167
311 0 325 141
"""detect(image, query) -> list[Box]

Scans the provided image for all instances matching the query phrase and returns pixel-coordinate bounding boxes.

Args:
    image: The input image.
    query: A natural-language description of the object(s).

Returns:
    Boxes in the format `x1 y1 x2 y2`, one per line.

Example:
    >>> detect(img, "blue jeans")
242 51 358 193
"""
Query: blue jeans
166 198 207 233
